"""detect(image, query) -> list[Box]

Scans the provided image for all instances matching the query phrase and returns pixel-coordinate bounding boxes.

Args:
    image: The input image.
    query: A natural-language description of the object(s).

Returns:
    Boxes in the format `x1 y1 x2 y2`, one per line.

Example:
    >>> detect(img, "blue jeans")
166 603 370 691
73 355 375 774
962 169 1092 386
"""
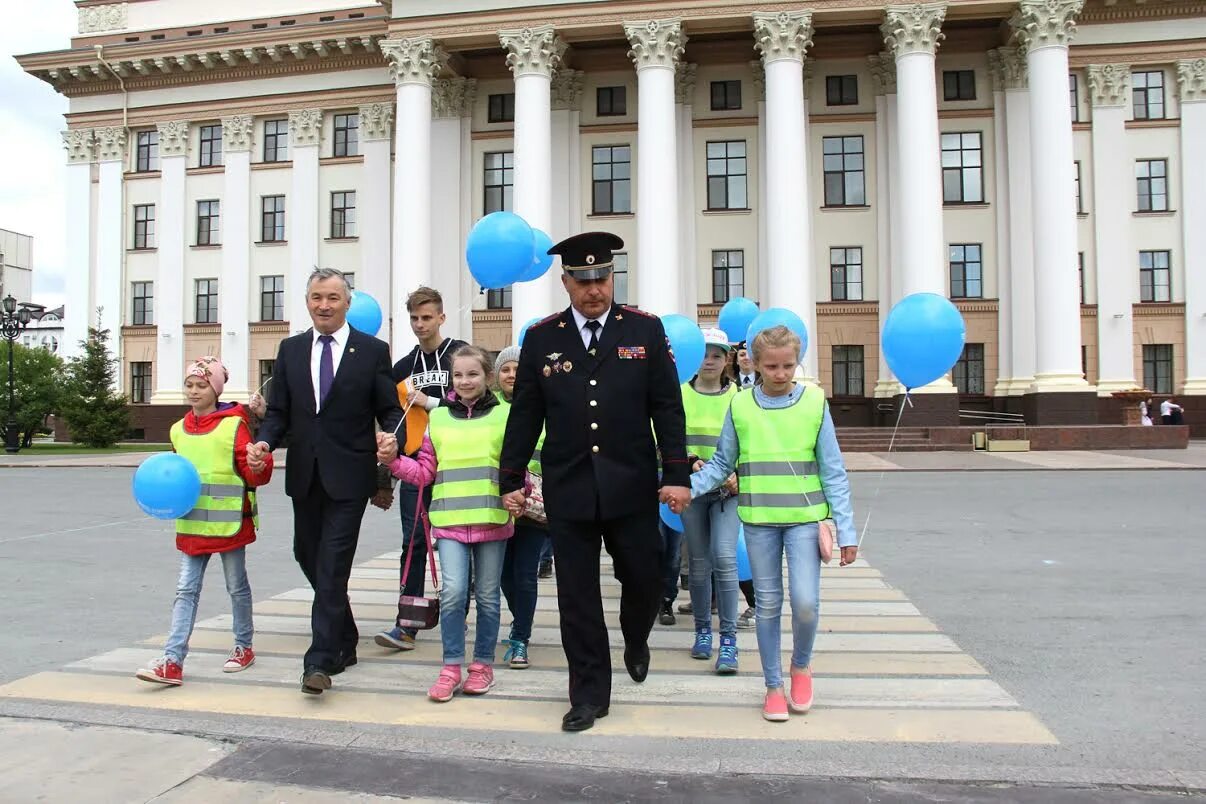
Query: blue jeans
744 523 821 689
164 548 253 664
437 538 506 665
501 520 545 642
659 521 683 604
682 493 740 634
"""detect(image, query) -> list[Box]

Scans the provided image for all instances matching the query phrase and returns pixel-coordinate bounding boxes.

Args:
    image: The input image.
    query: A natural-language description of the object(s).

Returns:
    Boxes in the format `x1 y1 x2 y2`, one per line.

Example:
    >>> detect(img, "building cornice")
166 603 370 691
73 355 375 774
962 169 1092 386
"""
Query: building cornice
1067 39 1206 68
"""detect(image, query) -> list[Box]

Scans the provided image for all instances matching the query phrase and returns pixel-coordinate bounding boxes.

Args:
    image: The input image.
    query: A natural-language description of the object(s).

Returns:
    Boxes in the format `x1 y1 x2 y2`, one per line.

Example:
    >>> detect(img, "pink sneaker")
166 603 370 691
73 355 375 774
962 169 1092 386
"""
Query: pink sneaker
135 657 183 686
763 687 789 722
428 665 463 702
789 666 814 713
462 661 495 696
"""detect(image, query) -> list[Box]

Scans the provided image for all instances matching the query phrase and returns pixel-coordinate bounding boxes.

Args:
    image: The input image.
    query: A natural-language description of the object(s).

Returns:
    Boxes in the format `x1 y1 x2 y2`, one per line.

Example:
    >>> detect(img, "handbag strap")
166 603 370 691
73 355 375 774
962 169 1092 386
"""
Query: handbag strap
400 483 440 592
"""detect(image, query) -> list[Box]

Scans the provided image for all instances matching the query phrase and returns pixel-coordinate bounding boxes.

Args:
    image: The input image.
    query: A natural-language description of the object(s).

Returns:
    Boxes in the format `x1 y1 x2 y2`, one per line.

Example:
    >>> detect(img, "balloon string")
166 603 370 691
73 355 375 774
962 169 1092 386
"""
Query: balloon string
857 390 909 552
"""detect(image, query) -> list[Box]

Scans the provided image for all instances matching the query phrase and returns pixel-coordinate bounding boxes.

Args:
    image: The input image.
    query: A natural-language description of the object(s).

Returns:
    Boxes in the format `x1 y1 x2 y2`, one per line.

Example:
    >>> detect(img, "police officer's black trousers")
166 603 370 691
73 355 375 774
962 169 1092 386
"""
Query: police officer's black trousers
548 507 663 707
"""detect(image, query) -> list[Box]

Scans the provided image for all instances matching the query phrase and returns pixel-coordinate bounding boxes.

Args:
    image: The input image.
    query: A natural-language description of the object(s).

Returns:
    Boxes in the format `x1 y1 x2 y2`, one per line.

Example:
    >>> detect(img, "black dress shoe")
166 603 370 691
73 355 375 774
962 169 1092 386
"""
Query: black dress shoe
328 653 358 676
562 704 609 732
624 643 650 683
301 667 331 695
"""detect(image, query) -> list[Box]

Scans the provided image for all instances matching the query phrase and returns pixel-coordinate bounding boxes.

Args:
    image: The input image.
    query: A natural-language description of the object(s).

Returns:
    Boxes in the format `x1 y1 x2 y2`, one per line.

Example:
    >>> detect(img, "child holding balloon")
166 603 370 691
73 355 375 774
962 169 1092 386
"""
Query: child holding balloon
136 357 274 686
688 325 857 722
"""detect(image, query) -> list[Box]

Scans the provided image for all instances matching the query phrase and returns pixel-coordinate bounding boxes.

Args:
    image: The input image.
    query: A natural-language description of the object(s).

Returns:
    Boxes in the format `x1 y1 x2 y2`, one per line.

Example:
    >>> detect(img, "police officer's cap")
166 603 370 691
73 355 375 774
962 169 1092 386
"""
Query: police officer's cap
548 231 625 281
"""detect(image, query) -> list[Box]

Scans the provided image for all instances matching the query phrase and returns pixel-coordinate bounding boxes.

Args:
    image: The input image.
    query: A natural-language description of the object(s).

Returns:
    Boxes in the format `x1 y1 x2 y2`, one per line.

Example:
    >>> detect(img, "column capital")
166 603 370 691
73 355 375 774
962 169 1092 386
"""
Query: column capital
752 11 814 65
676 62 698 104
1177 57 1206 103
499 25 566 78
868 52 898 95
1087 64 1130 108
432 77 477 118
221 115 254 152
288 108 323 147
381 36 447 87
95 126 126 162
62 128 95 164
624 18 686 70
358 102 394 140
988 46 1028 91
156 120 190 157
551 69 585 111
881 3 947 58
1010 0 1084 53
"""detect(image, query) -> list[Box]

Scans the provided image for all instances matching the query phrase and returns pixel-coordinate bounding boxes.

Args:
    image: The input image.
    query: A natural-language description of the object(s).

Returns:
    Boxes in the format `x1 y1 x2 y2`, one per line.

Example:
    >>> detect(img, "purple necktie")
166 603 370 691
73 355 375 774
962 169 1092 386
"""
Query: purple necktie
318 334 334 408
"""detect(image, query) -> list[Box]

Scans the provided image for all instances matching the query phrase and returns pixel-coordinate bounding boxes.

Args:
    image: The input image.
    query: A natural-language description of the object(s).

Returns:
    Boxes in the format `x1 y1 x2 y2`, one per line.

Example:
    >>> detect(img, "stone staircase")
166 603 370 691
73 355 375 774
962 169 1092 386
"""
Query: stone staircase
836 426 975 453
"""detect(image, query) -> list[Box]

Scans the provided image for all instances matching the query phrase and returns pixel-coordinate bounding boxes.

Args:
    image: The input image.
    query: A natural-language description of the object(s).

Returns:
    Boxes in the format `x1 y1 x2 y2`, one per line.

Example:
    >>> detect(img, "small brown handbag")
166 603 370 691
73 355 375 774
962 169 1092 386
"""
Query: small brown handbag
396 485 440 630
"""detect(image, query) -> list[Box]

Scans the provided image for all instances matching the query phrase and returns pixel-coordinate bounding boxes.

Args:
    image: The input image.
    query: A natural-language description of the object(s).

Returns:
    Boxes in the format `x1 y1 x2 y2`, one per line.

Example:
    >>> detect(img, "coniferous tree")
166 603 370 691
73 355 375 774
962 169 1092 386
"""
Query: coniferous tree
61 311 129 448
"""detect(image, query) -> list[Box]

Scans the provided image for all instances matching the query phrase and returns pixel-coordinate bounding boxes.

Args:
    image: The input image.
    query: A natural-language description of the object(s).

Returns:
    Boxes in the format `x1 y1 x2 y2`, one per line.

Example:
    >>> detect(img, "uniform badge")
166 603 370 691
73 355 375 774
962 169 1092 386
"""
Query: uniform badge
543 365 552 377
547 352 561 362
614 313 623 321
558 321 567 328
562 361 573 373
617 346 647 360
348 347 356 354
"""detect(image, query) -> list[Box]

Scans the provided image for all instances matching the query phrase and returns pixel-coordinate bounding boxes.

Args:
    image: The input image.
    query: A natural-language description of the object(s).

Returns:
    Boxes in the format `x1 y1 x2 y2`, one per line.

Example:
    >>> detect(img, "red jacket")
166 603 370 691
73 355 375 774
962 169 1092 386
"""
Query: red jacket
175 402 274 556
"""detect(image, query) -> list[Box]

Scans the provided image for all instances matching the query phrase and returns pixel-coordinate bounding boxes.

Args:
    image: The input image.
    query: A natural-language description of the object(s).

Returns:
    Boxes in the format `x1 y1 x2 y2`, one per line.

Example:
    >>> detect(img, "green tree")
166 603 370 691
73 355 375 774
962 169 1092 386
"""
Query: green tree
0 341 66 447
61 315 129 448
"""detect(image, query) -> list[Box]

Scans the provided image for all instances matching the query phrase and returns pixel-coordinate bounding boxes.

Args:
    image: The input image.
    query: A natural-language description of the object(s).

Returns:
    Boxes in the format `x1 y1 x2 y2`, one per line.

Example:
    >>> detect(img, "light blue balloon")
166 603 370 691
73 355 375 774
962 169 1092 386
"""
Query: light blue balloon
466 212 535 289
347 290 383 336
519 229 555 282
746 308 809 357
736 525 752 583
662 314 706 384
881 292 967 390
133 452 202 520
660 502 683 532
518 316 542 346
717 297 759 344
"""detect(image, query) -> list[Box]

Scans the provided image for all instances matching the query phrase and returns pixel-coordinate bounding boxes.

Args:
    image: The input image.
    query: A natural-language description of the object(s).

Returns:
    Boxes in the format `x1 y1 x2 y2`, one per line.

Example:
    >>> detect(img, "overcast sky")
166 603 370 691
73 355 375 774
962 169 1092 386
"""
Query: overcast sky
0 0 76 309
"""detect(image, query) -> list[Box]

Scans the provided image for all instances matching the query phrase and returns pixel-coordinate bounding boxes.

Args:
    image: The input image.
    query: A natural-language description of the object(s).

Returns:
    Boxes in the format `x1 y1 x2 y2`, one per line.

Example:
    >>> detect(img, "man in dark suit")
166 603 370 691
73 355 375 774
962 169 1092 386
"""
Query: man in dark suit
499 232 692 732
249 267 401 695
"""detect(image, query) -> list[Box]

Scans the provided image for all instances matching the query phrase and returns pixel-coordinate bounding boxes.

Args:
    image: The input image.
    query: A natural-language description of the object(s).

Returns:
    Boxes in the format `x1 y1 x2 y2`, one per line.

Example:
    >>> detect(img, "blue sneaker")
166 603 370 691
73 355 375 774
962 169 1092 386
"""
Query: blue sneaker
374 626 416 651
503 639 530 669
691 628 713 660
715 634 738 675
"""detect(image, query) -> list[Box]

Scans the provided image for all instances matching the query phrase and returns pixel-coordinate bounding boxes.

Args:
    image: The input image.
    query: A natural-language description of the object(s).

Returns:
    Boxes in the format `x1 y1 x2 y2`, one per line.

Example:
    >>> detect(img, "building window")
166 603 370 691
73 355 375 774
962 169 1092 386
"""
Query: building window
941 131 984 204
612 253 629 305
131 281 153 326
195 279 219 324
711 250 745 303
943 70 976 101
831 345 865 397
949 243 983 299
1143 344 1173 394
1132 71 1165 120
332 112 359 157
1074 161 1083 214
710 80 742 111
822 136 865 207
261 196 285 242
1082 344 1088 380
1139 250 1171 303
486 286 512 309
259 359 275 393
198 124 222 167
1079 252 1086 304
597 86 627 116
132 204 155 249
953 343 985 394
484 151 514 214
706 140 748 210
263 119 288 162
331 191 356 238
488 93 515 123
135 130 159 172
130 362 152 404
1069 74 1079 123
260 275 285 322
197 199 220 246
829 247 864 301
1136 159 1169 212
591 145 631 215
825 75 858 106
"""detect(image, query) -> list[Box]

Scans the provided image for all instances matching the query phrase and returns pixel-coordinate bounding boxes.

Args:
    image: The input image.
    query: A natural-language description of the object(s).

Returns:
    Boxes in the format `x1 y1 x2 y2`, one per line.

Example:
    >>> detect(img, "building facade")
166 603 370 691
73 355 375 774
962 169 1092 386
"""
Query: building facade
19 0 1206 422
0 229 34 310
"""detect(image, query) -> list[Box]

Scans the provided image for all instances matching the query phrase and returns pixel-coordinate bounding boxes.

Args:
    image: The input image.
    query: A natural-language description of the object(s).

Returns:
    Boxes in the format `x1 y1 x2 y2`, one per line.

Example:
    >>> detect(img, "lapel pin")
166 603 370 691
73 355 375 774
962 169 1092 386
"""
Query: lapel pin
348 347 356 353
615 313 623 321
558 321 567 328
543 365 552 377
563 360 573 372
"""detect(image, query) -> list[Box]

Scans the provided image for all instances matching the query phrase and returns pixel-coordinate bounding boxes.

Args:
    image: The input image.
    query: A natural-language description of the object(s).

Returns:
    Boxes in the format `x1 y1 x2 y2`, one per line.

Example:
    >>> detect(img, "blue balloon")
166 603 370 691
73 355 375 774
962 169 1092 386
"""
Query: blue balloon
746 308 809 357
717 297 759 344
662 314 706 384
736 526 752 582
133 452 202 520
518 316 542 346
881 293 967 390
519 229 554 283
660 502 683 532
347 290 383 337
466 212 535 289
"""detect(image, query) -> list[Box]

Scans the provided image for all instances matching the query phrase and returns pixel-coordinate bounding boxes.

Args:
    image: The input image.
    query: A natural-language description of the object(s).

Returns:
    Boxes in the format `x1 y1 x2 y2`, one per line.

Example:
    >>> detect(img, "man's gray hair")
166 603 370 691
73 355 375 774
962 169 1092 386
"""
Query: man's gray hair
306 267 352 298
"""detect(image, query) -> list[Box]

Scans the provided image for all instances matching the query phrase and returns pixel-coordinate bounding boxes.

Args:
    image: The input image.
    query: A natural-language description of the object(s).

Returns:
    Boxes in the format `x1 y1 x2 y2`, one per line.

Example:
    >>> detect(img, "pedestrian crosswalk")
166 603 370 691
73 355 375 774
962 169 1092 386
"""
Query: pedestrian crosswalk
0 550 1057 745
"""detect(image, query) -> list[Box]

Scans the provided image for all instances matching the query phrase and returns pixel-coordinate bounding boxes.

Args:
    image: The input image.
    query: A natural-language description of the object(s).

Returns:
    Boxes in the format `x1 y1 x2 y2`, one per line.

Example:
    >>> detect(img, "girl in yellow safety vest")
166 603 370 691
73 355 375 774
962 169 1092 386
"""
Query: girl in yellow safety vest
689 325 858 722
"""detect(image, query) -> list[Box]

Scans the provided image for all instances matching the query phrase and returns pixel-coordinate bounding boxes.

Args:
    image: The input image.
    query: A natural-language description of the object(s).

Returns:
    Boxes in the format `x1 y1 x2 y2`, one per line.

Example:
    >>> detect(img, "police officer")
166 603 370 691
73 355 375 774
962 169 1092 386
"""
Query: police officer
499 231 691 732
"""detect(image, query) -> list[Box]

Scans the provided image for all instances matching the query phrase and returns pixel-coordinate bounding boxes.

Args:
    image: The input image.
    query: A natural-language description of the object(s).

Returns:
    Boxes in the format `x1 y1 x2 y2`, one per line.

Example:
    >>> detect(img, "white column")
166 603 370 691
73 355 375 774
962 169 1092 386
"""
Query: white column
870 53 900 398
60 129 95 361
1178 58 1206 395
358 103 394 318
887 91 904 312
431 78 475 341
287 109 322 336
1014 0 1092 394
755 10 818 381
382 37 445 356
988 50 1014 396
752 60 769 307
676 63 699 319
151 121 189 403
551 69 584 245
457 98 476 341
625 18 685 317
94 126 126 388
1088 64 1138 394
220 115 253 396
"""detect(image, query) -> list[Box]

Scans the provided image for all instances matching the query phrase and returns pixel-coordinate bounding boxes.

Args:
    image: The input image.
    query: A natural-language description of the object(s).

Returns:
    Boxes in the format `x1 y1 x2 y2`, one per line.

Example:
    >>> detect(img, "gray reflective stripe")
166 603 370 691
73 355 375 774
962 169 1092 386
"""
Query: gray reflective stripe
531 450 542 463
686 434 720 448
429 495 506 513
200 482 245 498
738 491 829 509
433 466 500 485
738 461 819 478
179 507 245 523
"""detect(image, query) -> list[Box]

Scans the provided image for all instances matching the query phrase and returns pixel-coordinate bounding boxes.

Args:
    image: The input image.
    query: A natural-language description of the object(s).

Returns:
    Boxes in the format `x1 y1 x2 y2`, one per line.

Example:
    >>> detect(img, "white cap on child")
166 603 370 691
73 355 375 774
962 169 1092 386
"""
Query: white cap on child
700 327 732 352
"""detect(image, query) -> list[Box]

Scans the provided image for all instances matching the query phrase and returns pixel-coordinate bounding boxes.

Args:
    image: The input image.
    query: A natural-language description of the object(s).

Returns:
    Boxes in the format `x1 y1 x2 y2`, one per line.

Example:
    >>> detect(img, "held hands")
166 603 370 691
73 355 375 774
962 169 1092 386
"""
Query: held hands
376 432 398 464
722 473 739 497
659 485 691 515
502 489 527 518
840 545 858 567
247 441 271 473
248 393 267 419
370 488 395 512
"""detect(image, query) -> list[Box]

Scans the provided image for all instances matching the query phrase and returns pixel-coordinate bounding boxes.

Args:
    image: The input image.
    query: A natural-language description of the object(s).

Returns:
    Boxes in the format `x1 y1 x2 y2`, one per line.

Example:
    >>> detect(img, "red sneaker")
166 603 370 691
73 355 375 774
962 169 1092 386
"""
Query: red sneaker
789 666 814 713
222 646 256 673
763 687 789 722
135 657 183 686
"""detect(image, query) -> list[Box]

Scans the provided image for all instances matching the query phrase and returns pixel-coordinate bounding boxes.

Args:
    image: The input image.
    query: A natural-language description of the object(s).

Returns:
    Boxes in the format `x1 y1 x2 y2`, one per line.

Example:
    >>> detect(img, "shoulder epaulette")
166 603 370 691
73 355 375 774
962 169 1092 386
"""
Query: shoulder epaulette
622 305 656 318
530 312 562 329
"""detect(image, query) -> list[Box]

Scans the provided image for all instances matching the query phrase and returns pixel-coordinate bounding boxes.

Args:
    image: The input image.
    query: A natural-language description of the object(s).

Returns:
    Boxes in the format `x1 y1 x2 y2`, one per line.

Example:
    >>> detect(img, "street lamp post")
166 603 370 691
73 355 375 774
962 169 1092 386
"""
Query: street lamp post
2 294 33 454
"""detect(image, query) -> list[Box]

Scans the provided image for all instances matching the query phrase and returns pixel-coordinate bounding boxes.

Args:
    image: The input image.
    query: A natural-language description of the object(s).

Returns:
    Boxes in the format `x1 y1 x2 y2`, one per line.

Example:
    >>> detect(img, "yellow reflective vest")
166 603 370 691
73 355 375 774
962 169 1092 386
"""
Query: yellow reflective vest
169 416 257 538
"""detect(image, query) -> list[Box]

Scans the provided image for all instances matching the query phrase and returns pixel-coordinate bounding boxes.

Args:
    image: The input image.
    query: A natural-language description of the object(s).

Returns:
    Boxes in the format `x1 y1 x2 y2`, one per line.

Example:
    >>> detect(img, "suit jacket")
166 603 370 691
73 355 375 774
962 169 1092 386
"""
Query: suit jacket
258 327 402 500
499 303 689 522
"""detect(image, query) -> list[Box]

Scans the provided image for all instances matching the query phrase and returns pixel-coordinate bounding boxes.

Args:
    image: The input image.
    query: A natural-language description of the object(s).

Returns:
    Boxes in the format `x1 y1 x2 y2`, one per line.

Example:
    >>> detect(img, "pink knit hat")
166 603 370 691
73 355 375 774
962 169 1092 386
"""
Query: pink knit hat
185 356 228 398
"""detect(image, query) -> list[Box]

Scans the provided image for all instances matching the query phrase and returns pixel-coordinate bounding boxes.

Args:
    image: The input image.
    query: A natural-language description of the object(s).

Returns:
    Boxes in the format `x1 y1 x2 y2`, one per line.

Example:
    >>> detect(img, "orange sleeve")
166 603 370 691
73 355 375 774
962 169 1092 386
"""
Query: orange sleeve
235 420 274 487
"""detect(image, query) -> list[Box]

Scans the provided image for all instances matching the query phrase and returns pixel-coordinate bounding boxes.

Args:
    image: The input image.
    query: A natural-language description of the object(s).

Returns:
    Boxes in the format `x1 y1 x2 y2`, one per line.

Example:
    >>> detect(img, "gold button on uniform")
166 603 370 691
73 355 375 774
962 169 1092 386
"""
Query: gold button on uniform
590 380 598 386
590 400 598 407
591 423 598 430
592 445 600 453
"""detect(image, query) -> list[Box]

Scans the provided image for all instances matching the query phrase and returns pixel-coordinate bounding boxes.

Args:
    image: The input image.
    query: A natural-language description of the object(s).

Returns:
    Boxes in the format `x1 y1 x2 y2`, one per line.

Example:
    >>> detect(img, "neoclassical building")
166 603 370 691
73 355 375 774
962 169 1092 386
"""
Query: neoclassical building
19 0 1206 425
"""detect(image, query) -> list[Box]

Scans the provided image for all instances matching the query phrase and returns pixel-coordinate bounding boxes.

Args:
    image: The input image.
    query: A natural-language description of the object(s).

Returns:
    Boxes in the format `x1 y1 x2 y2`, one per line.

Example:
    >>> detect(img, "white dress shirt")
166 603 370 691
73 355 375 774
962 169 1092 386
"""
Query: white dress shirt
740 372 756 388
311 322 350 411
570 306 608 351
